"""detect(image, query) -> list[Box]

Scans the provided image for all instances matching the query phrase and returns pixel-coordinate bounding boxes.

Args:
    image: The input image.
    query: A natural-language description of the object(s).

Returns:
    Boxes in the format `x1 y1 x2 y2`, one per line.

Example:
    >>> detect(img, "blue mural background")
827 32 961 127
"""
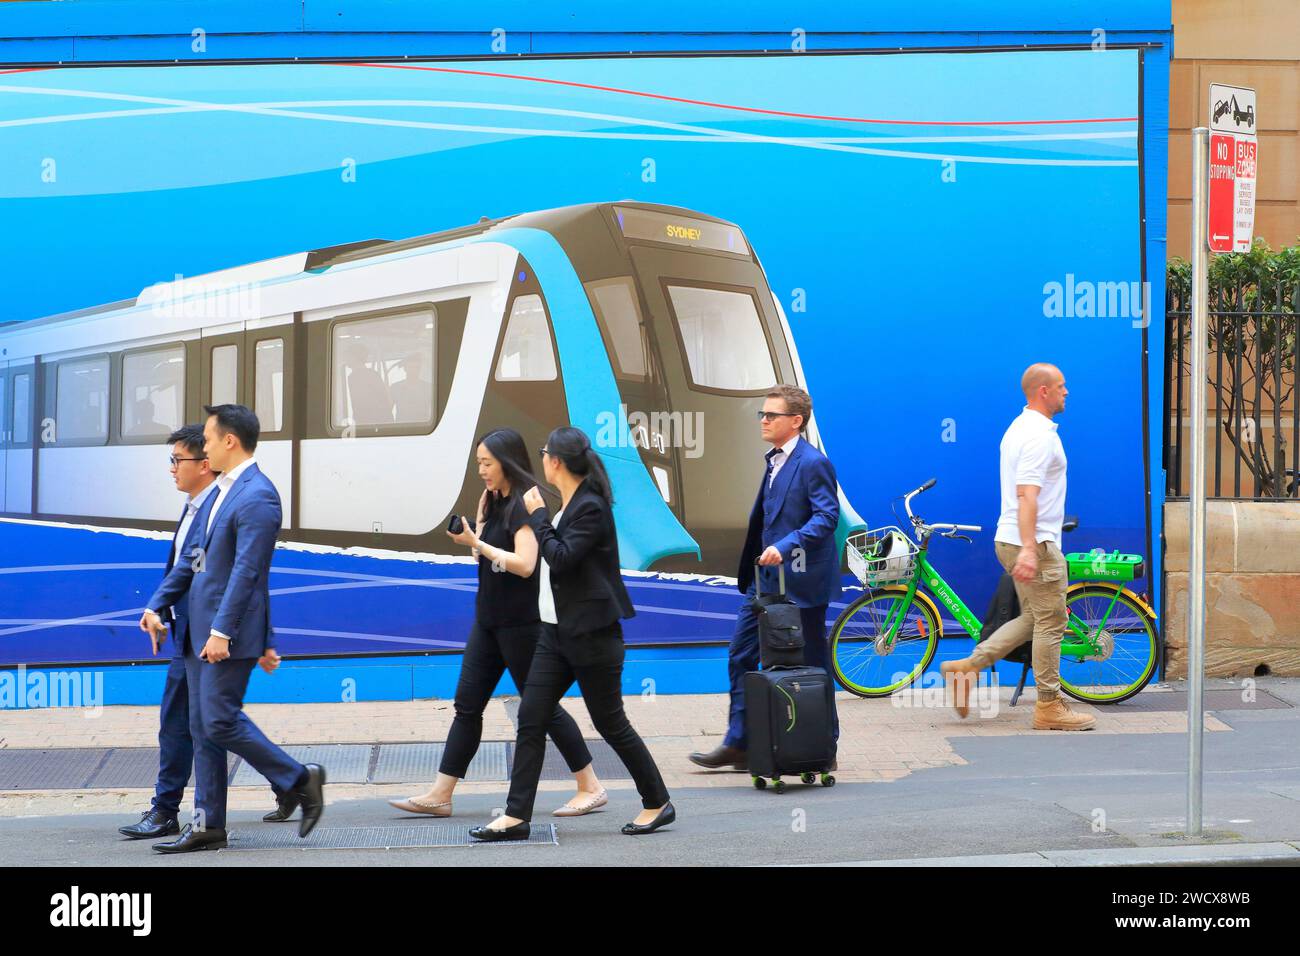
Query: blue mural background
0 46 1159 672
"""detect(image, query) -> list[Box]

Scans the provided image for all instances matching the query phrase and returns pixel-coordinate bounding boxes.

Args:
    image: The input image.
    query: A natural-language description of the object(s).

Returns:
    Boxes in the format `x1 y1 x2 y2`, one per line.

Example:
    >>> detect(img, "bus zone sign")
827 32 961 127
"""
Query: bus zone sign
1208 83 1258 254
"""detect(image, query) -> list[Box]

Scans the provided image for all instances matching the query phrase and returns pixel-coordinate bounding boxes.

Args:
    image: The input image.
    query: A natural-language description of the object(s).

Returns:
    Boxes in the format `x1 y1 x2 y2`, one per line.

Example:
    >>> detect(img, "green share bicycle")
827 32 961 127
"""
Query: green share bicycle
829 479 1159 704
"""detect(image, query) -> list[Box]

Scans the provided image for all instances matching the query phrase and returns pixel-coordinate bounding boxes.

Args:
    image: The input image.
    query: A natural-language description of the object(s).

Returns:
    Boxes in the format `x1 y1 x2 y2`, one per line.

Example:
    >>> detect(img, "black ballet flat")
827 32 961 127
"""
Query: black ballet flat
469 820 531 842
621 802 676 836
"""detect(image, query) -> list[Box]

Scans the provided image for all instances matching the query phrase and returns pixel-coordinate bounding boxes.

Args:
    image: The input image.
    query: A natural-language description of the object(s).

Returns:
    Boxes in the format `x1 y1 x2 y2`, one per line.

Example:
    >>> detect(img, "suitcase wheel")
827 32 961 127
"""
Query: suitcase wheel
800 772 816 785
752 776 766 790
771 778 786 794
821 773 836 787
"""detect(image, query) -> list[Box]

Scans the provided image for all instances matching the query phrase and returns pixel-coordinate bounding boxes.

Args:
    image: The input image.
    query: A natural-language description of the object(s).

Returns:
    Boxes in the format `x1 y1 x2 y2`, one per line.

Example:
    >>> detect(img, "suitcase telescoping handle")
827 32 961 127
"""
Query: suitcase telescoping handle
754 559 785 599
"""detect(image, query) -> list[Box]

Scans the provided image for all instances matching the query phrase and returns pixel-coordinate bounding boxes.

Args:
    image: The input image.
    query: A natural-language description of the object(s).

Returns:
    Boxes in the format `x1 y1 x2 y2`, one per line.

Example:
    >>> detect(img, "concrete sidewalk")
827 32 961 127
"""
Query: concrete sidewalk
5 677 1299 866
816 842 1300 867
1 679 1233 816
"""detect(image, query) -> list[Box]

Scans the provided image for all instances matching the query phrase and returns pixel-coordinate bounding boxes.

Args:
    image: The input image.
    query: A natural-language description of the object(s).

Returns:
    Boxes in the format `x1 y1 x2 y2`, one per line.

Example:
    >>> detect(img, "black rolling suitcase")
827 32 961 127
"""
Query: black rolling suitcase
750 563 804 669
745 665 836 793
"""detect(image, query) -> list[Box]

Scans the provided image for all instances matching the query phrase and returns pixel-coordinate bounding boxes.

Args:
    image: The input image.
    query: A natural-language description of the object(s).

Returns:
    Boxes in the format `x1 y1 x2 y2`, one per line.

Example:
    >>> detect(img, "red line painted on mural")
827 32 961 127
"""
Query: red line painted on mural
334 61 1138 127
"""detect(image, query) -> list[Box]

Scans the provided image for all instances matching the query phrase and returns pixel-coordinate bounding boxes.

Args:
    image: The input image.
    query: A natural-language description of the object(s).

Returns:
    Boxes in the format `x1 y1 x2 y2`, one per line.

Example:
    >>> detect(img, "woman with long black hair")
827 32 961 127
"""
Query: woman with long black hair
390 428 607 818
470 426 675 841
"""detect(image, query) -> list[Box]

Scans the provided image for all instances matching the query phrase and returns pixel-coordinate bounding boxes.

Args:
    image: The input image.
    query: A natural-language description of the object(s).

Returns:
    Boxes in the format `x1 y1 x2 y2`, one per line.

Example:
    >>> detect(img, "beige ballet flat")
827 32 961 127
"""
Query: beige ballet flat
388 796 452 817
552 789 608 817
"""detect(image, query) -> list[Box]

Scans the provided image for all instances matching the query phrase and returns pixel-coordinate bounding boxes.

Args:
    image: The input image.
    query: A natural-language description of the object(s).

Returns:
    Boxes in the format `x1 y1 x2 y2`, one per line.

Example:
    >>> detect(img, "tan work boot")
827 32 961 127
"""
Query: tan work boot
940 658 980 718
1033 697 1096 731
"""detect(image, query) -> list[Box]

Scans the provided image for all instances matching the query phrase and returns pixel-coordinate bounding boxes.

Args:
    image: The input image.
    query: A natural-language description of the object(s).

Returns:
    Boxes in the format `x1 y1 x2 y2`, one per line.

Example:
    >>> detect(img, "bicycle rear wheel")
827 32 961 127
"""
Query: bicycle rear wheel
1060 586 1159 704
829 586 939 698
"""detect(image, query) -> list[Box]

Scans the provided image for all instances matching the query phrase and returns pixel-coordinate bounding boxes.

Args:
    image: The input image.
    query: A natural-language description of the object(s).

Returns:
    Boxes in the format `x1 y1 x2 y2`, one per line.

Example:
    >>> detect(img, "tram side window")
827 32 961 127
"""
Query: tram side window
331 309 436 430
211 344 238 405
121 345 185 439
56 357 110 443
13 373 30 444
586 279 647 380
667 285 776 393
255 339 284 433
495 294 557 382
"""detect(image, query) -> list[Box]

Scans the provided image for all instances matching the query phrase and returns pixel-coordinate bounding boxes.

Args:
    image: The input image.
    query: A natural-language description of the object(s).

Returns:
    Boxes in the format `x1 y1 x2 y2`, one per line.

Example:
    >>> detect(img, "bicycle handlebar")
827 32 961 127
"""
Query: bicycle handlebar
901 479 982 537
902 478 936 521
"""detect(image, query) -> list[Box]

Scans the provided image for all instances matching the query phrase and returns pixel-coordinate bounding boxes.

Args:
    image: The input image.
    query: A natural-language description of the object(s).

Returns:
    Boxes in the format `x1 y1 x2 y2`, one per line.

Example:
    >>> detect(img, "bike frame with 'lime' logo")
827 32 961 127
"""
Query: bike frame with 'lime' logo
831 479 1159 704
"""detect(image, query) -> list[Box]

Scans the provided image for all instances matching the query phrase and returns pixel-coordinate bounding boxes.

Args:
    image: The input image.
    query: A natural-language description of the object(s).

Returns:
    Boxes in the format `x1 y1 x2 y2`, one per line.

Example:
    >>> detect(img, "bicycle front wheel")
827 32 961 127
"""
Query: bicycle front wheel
830 586 939 698
1060 586 1159 704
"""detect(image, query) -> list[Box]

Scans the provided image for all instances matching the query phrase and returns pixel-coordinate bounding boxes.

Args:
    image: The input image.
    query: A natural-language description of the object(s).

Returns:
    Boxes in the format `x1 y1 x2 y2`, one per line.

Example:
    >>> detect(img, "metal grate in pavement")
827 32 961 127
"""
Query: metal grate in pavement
225 822 558 850
1114 688 1291 712
0 738 646 790
84 747 163 788
371 742 508 783
0 748 108 789
231 744 372 786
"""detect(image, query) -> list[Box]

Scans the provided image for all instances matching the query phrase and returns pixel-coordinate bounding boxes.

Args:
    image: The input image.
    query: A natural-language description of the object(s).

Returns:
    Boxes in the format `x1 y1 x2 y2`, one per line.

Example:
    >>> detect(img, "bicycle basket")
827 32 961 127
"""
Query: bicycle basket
846 527 918 586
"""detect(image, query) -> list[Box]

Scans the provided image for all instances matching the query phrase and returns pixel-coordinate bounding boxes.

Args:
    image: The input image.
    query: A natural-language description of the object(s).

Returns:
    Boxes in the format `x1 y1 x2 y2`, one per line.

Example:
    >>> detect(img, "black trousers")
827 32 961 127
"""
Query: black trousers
440 621 592 779
505 621 670 821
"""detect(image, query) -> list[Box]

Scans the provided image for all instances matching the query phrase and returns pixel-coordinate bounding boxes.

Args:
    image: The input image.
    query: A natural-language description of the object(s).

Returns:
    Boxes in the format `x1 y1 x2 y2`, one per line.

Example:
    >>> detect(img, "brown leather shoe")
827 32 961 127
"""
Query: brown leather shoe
1033 698 1096 731
940 658 979 718
689 744 748 771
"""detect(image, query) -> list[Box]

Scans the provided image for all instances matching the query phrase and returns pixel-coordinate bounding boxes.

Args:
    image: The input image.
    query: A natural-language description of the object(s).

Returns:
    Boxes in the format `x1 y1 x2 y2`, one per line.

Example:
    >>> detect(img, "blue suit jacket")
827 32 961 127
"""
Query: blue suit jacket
156 501 194 660
737 437 841 608
148 463 281 660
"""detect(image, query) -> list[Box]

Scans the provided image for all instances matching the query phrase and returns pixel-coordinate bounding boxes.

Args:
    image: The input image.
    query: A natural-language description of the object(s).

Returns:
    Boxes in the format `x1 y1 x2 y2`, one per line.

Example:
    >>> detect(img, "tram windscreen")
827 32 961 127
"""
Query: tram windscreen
667 285 776 392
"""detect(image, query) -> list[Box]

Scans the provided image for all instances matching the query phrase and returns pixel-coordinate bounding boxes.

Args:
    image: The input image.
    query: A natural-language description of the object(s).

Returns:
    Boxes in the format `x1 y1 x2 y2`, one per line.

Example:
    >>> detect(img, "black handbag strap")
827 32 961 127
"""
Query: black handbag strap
753 559 785 599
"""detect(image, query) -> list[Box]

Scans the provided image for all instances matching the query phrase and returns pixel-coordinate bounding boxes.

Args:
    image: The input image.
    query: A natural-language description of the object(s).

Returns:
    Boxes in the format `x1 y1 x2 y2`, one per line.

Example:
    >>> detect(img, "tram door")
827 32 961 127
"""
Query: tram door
0 361 8 513
199 326 246 415
199 322 293 527
4 363 35 513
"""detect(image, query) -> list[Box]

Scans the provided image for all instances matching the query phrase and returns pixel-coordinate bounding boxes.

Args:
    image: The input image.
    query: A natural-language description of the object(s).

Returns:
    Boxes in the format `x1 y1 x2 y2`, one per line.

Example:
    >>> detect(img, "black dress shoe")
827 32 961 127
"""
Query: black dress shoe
293 763 327 838
263 792 299 823
468 820 531 842
621 802 676 836
688 744 747 771
152 823 228 854
119 807 180 840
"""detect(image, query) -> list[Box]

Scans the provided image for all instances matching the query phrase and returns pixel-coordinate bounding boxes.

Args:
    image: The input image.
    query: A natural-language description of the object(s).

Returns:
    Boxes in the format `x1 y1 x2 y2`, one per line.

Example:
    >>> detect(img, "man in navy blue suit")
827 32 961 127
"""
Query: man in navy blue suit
140 404 325 853
690 384 841 770
123 424 293 841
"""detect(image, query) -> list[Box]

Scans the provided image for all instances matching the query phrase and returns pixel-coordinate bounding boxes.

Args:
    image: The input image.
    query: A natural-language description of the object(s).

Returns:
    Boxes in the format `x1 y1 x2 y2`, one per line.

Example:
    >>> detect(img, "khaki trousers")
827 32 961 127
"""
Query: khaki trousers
970 540 1068 701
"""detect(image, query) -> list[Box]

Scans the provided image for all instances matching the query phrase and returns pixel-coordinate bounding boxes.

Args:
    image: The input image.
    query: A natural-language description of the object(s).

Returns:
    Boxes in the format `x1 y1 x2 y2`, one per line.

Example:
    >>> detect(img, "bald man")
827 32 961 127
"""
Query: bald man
941 363 1096 730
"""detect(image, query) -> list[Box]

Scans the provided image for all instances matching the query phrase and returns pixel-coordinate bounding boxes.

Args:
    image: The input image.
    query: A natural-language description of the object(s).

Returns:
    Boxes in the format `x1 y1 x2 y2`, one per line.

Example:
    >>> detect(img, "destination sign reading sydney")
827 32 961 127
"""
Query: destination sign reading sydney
1208 83 1258 254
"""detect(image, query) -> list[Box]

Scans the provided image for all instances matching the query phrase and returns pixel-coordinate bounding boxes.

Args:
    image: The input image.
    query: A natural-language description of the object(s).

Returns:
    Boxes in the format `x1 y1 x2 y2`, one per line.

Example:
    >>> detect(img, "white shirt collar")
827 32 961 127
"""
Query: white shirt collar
775 433 800 456
188 480 219 509
1022 406 1059 432
217 457 257 490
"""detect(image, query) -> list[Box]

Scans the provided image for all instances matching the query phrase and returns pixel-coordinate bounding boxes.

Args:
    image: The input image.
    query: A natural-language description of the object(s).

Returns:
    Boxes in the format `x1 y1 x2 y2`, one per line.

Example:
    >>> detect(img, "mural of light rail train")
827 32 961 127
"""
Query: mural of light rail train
0 201 864 665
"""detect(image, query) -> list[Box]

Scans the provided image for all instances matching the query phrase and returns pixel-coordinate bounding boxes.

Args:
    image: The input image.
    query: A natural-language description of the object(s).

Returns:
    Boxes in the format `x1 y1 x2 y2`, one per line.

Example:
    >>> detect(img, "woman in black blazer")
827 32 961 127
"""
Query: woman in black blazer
470 426 675 841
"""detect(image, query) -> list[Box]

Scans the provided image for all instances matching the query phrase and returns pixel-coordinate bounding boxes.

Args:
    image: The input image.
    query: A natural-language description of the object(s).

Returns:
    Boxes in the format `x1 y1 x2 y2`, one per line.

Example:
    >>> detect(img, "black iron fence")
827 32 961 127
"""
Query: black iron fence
1165 258 1298 499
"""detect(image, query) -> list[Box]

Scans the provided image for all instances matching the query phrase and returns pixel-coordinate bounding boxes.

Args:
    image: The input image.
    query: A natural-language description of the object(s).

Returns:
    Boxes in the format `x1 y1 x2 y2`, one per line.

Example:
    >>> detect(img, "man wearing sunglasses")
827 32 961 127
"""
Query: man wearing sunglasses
690 385 841 770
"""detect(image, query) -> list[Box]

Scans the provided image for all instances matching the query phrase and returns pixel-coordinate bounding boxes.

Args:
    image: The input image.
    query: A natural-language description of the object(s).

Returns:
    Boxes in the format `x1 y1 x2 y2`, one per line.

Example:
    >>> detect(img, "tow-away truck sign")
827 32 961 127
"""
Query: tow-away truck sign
1208 83 1257 254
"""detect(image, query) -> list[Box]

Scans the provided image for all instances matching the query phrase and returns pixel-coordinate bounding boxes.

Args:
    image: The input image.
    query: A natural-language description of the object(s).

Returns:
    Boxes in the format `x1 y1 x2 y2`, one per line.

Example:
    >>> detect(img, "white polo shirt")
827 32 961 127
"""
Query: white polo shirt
994 406 1068 548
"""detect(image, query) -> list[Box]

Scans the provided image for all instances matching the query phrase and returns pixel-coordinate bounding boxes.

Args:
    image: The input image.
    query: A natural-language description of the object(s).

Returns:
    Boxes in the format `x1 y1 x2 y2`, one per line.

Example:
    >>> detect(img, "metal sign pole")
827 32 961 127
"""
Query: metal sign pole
1187 126 1210 838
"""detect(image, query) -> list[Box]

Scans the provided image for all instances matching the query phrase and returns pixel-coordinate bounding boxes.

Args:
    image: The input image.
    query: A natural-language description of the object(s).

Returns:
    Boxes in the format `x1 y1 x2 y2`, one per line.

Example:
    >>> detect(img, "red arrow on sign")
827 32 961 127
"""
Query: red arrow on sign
1208 133 1235 252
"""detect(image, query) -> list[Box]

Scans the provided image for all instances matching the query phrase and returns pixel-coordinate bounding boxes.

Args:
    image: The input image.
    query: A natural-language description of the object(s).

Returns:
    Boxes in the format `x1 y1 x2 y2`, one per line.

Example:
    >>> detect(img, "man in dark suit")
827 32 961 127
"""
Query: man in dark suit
123 425 295 841
140 404 325 853
690 384 841 770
